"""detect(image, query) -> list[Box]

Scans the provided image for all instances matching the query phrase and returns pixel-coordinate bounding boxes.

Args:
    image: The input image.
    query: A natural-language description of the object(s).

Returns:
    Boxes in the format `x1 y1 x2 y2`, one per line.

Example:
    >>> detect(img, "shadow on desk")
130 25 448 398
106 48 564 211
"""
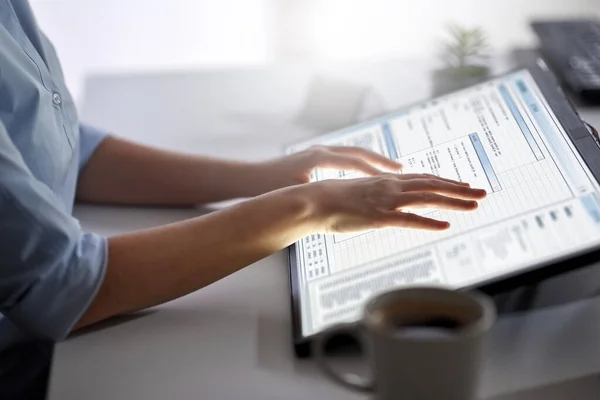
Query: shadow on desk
489 373 600 400
70 311 159 338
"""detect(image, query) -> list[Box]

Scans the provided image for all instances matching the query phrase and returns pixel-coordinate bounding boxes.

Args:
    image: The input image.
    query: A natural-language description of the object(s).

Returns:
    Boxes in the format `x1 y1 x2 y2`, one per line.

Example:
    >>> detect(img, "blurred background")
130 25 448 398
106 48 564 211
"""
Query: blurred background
31 0 600 100
29 0 600 160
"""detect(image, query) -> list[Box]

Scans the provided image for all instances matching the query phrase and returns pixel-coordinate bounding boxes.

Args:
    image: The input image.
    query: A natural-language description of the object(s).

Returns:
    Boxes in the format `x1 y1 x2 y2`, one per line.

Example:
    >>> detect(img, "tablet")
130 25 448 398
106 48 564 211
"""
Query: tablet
286 59 600 357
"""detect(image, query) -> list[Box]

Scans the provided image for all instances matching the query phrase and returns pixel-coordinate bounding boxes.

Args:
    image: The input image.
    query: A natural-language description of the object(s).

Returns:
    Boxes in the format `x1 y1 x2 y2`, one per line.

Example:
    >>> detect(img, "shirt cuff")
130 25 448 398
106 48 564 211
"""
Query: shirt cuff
78 124 109 171
62 233 108 338
7 232 108 341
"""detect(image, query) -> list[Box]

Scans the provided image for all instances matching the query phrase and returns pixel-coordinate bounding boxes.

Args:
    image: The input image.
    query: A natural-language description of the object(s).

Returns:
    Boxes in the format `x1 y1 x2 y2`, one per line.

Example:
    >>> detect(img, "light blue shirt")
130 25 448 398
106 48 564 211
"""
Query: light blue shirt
0 0 108 352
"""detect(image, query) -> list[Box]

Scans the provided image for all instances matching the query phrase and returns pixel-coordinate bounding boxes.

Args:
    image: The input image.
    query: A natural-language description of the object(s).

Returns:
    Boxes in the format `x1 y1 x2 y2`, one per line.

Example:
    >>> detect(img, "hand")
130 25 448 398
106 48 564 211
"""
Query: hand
256 145 402 193
308 173 487 233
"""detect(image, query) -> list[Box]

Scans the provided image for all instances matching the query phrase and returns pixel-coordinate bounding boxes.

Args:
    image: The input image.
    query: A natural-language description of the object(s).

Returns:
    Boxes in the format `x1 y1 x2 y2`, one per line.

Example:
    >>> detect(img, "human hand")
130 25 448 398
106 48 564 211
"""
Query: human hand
306 173 487 233
256 145 402 193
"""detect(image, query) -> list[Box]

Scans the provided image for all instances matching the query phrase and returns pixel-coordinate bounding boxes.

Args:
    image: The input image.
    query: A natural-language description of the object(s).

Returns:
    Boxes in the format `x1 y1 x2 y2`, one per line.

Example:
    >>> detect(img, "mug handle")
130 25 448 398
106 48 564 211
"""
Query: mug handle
313 322 375 393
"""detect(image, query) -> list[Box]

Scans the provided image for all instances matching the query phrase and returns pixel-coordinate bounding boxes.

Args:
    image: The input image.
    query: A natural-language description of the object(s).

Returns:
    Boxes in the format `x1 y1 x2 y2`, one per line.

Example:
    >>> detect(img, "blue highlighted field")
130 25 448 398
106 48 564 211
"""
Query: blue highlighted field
499 84 545 161
469 132 502 192
515 78 583 196
381 122 399 160
581 195 600 225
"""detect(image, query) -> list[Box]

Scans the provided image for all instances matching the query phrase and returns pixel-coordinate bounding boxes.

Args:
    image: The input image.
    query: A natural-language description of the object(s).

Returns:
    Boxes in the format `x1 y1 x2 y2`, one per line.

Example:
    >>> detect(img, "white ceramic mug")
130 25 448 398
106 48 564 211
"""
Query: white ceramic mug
313 287 496 400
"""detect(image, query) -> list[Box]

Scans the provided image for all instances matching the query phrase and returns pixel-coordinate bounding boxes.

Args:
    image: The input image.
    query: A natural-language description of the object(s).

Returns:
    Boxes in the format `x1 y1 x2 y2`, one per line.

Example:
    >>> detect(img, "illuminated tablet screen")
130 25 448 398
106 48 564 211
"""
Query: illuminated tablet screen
286 69 600 338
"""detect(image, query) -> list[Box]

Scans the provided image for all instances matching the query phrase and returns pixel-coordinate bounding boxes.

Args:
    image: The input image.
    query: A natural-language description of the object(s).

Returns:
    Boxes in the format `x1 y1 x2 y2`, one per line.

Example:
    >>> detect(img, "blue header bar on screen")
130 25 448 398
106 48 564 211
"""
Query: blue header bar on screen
498 84 544 161
514 78 585 195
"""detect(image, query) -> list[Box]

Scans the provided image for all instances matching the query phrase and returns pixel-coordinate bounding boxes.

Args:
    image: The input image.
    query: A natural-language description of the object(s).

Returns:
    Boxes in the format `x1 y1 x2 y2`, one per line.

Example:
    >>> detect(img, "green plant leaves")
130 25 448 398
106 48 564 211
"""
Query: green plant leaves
440 24 490 68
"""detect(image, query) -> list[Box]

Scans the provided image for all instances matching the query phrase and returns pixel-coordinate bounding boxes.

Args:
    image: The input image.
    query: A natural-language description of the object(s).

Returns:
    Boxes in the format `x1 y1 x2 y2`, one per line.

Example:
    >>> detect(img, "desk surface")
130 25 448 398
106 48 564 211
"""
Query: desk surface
48 54 600 400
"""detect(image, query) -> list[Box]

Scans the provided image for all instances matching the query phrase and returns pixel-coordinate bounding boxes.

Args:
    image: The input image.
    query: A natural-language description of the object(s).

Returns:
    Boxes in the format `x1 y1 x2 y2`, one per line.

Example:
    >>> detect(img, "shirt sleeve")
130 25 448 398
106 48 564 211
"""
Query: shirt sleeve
78 123 109 170
0 120 107 341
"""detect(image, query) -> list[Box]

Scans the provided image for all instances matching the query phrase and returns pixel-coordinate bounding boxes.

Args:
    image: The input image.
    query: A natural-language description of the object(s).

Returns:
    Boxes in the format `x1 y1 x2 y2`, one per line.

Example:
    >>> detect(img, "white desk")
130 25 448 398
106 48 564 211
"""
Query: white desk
48 55 600 399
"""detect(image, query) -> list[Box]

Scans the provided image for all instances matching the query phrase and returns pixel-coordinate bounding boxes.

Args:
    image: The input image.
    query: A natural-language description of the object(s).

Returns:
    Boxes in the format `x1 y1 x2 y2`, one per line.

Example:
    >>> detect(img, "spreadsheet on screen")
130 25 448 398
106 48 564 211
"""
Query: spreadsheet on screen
286 69 600 337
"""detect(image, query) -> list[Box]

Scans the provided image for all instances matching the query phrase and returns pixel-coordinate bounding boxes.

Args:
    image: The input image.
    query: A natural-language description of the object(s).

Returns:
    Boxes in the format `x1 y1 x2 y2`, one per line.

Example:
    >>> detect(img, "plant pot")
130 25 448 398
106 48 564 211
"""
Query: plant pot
431 65 490 96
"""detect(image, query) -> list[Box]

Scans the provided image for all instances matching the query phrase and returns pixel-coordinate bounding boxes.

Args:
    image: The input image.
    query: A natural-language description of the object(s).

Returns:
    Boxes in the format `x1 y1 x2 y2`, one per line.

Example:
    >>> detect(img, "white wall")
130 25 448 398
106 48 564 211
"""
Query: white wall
30 0 600 101
30 0 271 100
300 0 600 62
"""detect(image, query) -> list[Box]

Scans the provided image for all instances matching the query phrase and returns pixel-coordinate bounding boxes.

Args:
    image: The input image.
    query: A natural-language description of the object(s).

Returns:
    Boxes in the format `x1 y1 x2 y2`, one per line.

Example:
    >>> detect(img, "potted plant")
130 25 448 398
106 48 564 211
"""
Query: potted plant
432 24 491 96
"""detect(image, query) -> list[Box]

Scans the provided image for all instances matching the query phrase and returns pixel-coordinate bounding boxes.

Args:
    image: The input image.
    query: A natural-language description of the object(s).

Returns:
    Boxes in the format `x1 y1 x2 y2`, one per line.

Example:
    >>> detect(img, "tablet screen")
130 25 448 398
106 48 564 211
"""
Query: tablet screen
287 69 600 338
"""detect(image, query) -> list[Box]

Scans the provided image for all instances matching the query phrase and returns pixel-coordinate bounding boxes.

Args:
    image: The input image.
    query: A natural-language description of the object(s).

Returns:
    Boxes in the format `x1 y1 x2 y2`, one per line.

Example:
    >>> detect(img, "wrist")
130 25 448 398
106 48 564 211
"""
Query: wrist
268 183 325 232
238 161 276 197
286 182 331 231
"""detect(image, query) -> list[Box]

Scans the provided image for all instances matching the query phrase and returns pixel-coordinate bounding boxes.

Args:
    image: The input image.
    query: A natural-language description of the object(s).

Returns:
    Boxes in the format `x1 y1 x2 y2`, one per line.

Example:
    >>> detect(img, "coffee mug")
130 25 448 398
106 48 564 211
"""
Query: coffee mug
313 287 496 400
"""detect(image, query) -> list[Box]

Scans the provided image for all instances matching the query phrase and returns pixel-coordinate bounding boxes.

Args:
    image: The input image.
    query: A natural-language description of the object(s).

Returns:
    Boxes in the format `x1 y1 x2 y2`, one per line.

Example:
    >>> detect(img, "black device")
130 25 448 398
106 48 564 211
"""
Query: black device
532 19 600 103
285 59 600 357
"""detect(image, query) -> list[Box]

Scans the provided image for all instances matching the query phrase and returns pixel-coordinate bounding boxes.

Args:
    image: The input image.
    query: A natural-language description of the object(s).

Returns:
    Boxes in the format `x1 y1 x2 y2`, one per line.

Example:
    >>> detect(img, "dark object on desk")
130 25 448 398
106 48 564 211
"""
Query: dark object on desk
532 19 600 103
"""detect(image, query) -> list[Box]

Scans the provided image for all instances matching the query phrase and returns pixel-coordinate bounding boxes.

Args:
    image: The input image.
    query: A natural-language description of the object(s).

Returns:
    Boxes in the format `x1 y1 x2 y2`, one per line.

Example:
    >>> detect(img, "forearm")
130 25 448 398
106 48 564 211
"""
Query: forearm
73 170 487 330
75 184 319 329
76 136 269 205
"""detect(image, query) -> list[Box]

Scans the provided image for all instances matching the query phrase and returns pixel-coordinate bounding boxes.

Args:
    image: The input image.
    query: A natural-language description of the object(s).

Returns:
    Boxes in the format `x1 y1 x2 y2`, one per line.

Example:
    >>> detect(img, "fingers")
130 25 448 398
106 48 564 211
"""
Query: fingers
320 154 383 176
327 146 402 171
394 192 479 211
396 173 470 187
399 179 487 200
380 211 450 230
